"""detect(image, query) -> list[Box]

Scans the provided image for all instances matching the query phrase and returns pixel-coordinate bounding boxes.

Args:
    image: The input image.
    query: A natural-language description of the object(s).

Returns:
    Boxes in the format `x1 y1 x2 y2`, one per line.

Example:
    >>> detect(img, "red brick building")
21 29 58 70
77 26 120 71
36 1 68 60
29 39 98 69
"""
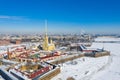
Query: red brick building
0 39 10 46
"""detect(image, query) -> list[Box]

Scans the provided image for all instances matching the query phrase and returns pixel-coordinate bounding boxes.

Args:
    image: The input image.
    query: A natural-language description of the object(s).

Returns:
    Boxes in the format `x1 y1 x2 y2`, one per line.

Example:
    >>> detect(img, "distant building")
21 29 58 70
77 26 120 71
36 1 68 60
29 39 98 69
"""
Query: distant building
16 39 21 44
0 39 10 46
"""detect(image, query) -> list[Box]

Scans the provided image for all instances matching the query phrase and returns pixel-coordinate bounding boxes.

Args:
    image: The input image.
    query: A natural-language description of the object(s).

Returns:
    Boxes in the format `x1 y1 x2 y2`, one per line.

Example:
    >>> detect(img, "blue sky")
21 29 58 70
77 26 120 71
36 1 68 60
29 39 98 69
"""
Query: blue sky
0 0 120 34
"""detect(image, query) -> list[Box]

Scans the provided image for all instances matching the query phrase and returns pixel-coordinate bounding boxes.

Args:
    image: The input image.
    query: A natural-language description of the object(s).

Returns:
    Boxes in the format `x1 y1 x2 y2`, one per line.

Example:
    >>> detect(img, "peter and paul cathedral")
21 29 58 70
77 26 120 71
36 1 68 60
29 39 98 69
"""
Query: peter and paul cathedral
42 20 55 51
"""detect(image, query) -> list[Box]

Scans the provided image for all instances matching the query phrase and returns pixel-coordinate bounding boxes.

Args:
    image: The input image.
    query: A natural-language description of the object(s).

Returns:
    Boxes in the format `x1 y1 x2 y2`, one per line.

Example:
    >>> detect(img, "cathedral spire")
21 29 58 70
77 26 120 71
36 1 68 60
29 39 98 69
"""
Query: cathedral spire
45 20 47 36
42 20 55 51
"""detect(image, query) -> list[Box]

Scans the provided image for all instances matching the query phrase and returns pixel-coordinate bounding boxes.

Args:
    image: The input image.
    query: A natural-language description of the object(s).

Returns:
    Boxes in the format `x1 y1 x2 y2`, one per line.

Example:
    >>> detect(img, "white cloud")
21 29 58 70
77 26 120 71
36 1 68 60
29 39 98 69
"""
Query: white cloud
0 15 28 20
0 15 10 19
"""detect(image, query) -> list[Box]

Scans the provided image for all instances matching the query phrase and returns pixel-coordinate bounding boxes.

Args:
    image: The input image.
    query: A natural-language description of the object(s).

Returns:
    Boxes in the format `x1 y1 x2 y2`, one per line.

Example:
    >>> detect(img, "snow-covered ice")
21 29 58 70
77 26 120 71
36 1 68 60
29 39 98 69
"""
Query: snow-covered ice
52 37 120 80
95 37 120 42
91 38 120 80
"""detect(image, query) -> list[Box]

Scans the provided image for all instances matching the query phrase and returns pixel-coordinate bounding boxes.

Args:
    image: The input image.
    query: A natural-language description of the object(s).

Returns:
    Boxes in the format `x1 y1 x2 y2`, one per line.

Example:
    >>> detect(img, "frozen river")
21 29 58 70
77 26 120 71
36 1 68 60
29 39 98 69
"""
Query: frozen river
52 37 120 80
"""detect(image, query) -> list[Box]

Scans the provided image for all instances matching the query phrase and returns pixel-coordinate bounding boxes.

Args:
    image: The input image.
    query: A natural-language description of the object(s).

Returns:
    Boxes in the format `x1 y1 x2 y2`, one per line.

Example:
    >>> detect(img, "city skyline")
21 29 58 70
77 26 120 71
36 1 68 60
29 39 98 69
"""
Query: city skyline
0 0 120 34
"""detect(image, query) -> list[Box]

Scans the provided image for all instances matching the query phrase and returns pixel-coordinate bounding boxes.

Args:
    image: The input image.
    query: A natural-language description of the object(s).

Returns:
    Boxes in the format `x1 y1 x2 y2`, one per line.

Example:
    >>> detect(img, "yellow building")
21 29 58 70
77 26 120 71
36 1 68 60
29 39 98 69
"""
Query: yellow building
42 20 55 51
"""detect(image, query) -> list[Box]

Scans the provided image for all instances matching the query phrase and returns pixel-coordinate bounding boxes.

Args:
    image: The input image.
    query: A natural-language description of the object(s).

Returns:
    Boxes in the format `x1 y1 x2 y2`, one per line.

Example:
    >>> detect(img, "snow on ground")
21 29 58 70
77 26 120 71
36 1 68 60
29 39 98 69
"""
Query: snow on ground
52 37 120 80
52 56 109 80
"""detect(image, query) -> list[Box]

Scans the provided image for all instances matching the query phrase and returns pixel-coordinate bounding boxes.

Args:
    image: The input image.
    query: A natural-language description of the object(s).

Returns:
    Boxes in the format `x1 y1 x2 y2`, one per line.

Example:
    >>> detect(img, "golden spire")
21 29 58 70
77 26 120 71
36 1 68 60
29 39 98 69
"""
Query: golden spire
43 20 48 51
42 20 55 51
45 20 47 36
